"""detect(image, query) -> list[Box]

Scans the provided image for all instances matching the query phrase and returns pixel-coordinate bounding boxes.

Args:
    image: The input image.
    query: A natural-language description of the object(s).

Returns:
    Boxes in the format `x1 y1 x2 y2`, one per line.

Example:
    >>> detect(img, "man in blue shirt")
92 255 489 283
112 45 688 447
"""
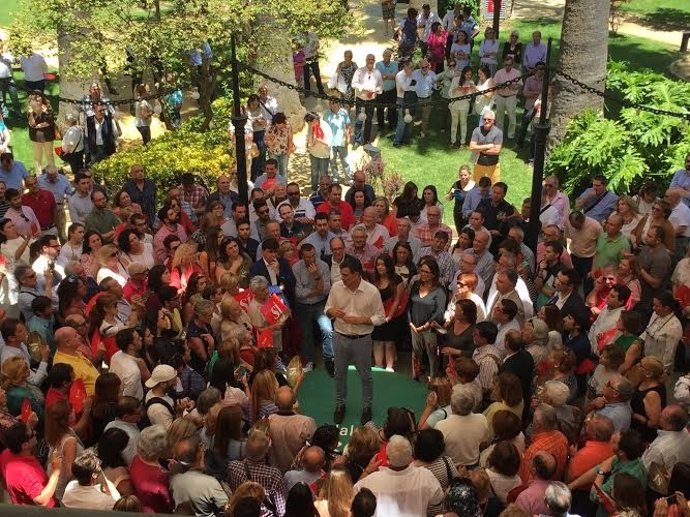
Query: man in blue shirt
462 176 492 217
411 59 436 139
574 174 618 224
0 152 28 190
323 99 351 184
375 49 398 133
669 152 690 207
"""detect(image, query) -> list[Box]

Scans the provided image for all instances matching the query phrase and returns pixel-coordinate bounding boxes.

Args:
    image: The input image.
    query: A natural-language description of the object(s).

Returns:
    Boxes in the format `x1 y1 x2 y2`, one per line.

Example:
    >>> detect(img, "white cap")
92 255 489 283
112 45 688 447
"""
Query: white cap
145 364 177 388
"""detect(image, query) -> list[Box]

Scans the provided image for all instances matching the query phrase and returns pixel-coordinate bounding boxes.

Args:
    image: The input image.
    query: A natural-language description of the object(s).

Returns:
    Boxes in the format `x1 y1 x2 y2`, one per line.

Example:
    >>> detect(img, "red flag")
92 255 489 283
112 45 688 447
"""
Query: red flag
261 295 287 325
20 398 31 424
69 379 87 414
257 328 273 348
233 290 254 311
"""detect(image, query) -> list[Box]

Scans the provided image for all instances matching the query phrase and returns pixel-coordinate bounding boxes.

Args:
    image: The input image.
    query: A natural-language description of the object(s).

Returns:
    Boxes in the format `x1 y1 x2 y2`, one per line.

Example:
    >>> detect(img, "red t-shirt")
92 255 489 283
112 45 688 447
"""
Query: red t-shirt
0 449 55 507
129 455 173 514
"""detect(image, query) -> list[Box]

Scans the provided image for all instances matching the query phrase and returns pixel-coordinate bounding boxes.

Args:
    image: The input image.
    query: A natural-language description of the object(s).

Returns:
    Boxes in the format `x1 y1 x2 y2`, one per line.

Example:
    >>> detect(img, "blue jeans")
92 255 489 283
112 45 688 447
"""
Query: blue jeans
334 332 373 408
268 152 289 177
394 91 417 146
296 301 333 363
330 146 351 183
309 155 330 192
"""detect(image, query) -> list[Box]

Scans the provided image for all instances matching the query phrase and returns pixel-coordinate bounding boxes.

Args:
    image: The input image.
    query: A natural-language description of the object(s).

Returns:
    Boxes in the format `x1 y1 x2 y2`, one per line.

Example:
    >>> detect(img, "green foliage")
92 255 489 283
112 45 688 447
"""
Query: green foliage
546 61 690 196
92 98 233 192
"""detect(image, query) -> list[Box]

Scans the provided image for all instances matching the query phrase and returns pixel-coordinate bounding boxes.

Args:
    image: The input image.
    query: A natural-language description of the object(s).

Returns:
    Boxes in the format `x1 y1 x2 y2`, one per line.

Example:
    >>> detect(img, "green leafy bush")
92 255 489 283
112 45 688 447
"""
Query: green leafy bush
93 98 234 192
547 61 690 197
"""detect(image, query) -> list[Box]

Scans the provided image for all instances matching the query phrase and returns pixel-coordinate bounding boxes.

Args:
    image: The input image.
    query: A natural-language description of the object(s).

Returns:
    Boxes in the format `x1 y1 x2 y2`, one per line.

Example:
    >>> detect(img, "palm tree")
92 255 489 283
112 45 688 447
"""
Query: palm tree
548 0 611 148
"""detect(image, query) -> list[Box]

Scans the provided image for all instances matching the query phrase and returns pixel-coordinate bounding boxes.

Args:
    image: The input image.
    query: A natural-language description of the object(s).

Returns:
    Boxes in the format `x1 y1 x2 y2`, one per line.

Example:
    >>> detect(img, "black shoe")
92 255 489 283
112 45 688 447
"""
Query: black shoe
361 406 372 425
325 360 335 378
334 405 346 424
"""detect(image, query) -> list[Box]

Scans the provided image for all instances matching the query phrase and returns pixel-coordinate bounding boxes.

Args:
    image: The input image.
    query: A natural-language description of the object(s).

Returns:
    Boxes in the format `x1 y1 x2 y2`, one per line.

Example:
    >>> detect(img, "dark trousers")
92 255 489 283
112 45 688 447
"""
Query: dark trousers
137 125 151 145
376 88 397 130
571 255 594 295
66 150 85 174
445 33 454 60
25 79 46 93
303 59 324 93
354 98 376 145
0 77 20 115
251 130 266 181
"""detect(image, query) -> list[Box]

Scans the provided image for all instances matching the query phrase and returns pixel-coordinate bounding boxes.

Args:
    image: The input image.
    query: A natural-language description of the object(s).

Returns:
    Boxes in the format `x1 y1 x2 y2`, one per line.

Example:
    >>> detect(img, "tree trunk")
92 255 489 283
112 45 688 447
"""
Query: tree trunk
548 0 610 149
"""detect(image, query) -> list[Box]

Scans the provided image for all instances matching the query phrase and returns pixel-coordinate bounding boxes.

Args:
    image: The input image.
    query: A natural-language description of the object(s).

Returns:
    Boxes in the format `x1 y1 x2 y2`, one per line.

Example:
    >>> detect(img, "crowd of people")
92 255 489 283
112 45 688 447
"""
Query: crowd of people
0 139 689 517
1 3 690 517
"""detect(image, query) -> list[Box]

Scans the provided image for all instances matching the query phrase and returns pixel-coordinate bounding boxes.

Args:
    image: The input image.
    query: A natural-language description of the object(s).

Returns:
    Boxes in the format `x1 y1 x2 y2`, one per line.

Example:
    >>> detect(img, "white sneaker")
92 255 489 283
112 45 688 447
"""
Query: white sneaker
303 362 314 372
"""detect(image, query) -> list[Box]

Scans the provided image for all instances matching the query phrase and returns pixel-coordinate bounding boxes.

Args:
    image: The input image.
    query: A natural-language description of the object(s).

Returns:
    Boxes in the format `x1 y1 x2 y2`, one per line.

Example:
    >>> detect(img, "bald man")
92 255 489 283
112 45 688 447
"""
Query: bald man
642 405 690 473
268 386 317 473
284 446 325 490
52 326 100 395
516 452 556 516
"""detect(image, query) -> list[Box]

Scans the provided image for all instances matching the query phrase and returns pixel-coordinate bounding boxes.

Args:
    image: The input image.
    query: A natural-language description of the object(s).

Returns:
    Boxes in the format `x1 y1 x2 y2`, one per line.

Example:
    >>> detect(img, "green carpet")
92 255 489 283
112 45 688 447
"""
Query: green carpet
298 366 428 445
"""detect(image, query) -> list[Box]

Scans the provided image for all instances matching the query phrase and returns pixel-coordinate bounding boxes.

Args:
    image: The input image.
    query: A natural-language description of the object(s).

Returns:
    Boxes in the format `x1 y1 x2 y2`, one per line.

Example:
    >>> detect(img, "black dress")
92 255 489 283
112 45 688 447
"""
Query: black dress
444 323 475 358
372 275 407 342
630 383 666 443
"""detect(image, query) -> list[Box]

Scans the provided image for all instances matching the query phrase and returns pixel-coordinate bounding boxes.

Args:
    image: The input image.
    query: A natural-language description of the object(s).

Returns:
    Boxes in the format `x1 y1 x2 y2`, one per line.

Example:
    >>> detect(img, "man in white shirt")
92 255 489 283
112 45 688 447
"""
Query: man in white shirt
666 188 690 263
492 56 522 140
0 41 20 115
257 83 279 121
325 256 386 425
61 450 120 510
104 396 143 466
0 318 49 387
351 54 383 149
641 405 690 475
144 365 179 429
417 3 440 41
355 435 443 516
109 328 144 400
411 59 436 138
435 384 490 467
20 50 48 93
393 60 415 147
588 284 630 356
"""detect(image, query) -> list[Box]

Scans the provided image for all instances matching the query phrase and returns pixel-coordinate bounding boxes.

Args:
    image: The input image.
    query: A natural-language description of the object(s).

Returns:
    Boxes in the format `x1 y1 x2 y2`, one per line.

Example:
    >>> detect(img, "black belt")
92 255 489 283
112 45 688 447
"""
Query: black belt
336 331 369 339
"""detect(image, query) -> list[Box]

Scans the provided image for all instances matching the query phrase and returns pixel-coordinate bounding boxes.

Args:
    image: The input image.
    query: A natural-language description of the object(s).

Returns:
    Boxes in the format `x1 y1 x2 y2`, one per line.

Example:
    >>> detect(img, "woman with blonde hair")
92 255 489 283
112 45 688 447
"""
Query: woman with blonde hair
629 356 666 443
1 356 45 420
611 195 642 239
315 468 355 517
219 296 253 343
170 241 201 292
249 369 279 425
372 196 397 237
95 243 129 286
225 481 265 516
419 375 454 430
165 417 198 458
343 426 380 483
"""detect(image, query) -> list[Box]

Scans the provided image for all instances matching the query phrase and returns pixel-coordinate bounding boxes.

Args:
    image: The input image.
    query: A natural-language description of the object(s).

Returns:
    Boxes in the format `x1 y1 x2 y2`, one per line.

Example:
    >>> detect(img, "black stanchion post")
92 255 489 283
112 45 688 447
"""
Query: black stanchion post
231 33 249 205
492 0 502 39
526 37 552 252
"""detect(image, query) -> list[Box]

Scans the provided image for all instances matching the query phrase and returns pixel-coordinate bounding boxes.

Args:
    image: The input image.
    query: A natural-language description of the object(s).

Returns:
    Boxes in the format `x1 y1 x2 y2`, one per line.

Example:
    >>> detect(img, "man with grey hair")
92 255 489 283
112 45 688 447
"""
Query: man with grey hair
228 430 287 515
384 216 422 257
542 380 582 444
351 54 383 148
435 384 489 467
169 434 229 516
62 449 120 509
519 404 569 482
543 482 578 517
589 376 634 433
354 435 443 516
346 224 378 275
129 424 174 513
542 175 570 229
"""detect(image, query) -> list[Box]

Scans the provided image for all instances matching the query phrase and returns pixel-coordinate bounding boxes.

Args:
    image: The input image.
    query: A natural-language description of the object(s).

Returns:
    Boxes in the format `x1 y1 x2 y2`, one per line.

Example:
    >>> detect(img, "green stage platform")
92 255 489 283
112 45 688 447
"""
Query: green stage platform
298 366 428 445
